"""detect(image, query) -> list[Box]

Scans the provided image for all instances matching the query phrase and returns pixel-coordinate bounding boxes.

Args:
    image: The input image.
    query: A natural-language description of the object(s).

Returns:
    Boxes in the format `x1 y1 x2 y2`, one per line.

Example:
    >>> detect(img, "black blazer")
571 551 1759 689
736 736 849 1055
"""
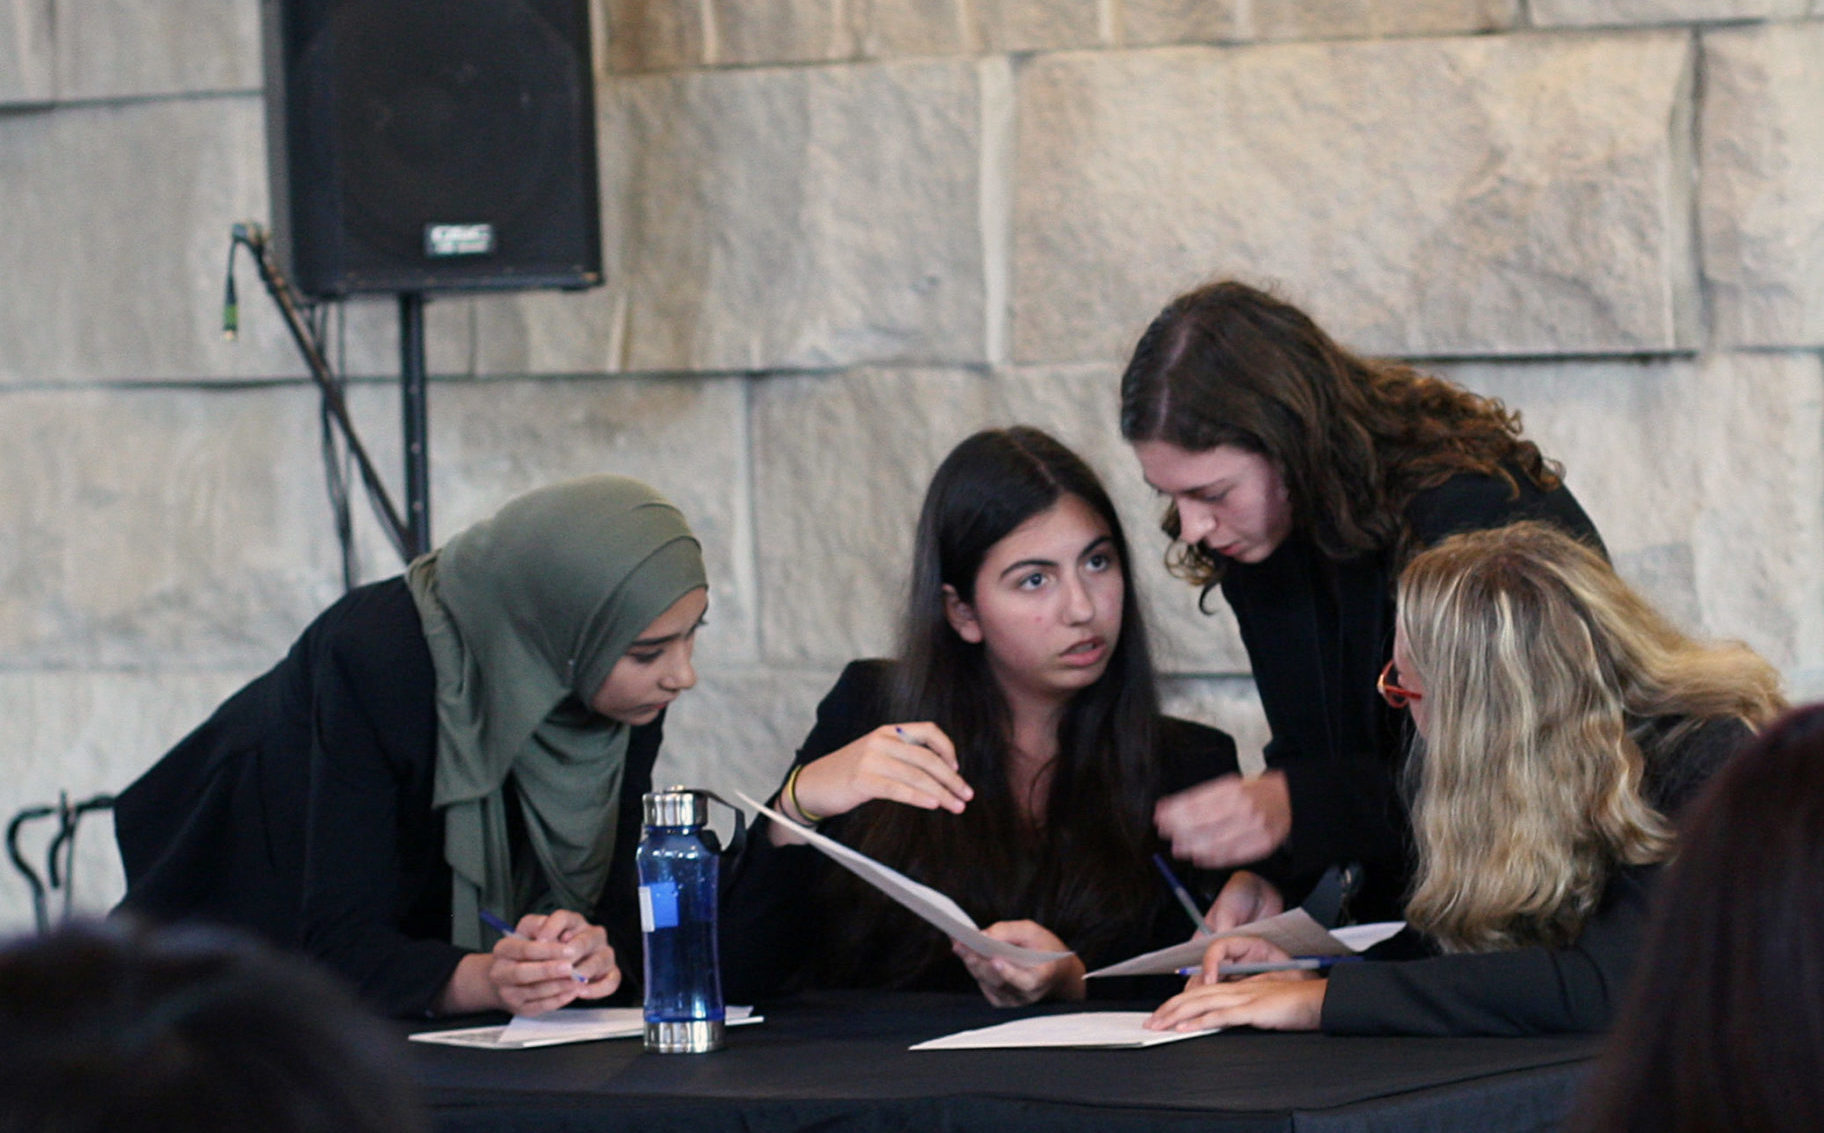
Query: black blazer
719 659 1241 1003
1222 469 1602 921
114 578 660 1018
1321 716 1751 1036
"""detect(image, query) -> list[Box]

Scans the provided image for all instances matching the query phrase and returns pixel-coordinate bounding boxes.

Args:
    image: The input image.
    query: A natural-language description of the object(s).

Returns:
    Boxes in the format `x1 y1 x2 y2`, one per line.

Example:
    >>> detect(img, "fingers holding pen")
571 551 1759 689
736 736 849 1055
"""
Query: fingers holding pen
539 913 621 999
489 910 620 1012
889 722 959 767
1194 935 1292 986
488 939 585 1014
881 724 971 811
788 722 973 822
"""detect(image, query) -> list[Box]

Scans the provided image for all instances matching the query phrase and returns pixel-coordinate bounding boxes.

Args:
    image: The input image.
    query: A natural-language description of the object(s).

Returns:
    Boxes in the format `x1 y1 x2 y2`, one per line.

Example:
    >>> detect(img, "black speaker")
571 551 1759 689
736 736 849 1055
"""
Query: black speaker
262 0 603 298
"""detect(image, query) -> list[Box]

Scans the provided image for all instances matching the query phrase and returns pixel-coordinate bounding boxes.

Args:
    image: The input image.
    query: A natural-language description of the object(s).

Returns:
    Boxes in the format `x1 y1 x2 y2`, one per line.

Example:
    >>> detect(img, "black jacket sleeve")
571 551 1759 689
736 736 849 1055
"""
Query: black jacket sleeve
1229 471 1602 920
1322 867 1655 1036
119 579 666 1019
297 611 468 1016
114 579 465 1018
1320 716 1750 1036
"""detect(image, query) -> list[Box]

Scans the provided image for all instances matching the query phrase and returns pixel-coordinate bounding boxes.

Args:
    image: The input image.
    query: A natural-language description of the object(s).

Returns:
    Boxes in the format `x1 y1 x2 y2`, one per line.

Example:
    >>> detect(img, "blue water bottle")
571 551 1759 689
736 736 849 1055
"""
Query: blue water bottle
637 787 724 1053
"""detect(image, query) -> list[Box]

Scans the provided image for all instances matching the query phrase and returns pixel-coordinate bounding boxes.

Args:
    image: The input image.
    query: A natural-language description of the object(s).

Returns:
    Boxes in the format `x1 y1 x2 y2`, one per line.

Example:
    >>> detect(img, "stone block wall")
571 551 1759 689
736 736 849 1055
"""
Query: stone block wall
1 0 1820 933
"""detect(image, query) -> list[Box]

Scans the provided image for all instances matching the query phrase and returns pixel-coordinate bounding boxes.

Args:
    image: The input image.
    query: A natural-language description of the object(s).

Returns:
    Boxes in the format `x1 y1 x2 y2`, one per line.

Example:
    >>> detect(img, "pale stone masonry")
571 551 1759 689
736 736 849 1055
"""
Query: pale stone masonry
1 0 1821 932
1012 32 1700 362
1700 21 1824 348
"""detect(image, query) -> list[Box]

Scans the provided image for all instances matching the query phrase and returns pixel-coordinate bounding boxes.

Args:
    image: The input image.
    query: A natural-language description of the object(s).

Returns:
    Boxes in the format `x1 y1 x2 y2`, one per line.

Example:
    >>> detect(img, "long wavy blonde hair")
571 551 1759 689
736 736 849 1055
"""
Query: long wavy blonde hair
1398 522 1785 953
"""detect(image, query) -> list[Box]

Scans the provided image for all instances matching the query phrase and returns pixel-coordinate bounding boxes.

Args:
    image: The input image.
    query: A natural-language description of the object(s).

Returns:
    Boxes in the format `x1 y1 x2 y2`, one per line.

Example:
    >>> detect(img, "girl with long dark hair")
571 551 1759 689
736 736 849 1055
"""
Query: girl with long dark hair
721 427 1239 1005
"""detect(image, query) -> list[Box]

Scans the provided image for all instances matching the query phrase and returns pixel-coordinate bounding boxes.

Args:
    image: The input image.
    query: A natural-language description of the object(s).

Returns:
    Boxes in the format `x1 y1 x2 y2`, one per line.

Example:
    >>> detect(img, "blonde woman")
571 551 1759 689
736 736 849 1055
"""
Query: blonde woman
1146 522 1785 1036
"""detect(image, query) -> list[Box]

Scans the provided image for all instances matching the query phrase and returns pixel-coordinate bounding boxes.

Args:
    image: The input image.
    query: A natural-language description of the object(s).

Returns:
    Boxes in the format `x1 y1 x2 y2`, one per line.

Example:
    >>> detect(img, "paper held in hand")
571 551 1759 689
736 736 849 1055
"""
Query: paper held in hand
1083 910 1405 978
736 792 1073 967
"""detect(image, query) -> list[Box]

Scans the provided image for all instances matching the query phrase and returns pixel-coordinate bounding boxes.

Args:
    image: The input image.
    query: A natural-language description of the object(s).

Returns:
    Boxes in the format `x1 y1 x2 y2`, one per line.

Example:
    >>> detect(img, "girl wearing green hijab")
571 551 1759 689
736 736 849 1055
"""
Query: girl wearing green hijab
115 476 708 1018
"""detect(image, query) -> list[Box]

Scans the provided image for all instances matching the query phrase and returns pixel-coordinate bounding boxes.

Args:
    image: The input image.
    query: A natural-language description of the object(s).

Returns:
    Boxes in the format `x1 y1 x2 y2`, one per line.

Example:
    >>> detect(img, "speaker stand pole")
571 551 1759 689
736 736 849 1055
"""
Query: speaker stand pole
399 292 432 558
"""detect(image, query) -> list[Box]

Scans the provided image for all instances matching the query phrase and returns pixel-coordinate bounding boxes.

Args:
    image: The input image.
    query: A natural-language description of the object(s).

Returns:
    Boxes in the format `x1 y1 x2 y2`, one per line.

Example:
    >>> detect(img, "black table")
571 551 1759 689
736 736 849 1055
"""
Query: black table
409 992 1599 1132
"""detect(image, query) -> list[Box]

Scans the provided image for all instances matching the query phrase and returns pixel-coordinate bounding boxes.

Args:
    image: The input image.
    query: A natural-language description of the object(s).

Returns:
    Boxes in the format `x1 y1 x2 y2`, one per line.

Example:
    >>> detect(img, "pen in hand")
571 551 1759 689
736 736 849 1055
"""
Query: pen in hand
1152 853 1216 938
480 909 590 983
1176 956 1361 977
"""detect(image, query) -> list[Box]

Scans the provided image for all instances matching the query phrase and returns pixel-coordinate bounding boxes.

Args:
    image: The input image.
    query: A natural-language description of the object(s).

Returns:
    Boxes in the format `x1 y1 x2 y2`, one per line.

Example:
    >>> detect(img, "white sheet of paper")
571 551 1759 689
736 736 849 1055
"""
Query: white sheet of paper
1084 910 1406 978
910 1011 1214 1050
1331 920 1406 952
409 1005 759 1050
737 792 1072 967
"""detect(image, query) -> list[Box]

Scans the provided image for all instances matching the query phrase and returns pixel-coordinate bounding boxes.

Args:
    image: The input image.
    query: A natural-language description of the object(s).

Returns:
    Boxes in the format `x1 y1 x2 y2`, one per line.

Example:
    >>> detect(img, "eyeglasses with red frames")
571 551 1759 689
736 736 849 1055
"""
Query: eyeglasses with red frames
1377 659 1423 709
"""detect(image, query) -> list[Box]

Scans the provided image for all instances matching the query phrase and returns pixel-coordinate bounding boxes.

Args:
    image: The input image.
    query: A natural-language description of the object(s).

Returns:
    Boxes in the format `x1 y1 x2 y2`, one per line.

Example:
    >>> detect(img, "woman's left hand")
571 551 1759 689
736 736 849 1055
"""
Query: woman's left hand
1144 975 1327 1033
1204 870 1285 934
954 921 1086 1007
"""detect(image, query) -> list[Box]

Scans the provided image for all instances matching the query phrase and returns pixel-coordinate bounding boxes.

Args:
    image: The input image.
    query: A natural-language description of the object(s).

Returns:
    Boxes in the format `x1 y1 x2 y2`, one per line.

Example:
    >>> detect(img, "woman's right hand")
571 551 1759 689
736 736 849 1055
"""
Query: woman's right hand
1192 934 1293 986
1204 870 1285 934
1154 770 1292 868
772 722 972 839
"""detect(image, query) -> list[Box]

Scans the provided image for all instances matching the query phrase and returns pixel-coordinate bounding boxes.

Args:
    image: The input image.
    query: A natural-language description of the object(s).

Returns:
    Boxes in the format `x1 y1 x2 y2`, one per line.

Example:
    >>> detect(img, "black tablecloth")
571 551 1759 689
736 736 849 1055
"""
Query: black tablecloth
408 991 1599 1132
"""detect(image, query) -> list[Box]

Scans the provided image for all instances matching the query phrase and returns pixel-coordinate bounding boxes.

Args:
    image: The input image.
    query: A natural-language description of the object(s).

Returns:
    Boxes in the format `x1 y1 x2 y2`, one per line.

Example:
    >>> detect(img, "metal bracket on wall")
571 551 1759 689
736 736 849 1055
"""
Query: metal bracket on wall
223 222 431 569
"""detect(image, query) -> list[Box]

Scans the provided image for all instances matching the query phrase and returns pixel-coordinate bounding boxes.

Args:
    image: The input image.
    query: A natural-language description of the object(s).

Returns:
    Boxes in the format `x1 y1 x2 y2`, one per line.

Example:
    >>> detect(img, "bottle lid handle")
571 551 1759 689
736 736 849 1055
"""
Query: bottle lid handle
640 788 746 856
698 790 747 857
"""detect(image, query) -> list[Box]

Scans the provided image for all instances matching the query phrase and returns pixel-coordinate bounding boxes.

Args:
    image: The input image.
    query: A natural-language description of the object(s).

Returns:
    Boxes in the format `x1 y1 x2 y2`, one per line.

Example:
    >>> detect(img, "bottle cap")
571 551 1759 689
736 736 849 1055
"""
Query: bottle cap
643 787 709 828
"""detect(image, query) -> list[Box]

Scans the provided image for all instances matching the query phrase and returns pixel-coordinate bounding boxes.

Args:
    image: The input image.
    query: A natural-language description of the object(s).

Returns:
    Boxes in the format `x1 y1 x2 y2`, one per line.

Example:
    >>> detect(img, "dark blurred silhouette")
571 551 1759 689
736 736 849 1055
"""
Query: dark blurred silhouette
1574 703 1824 1131
0 917 427 1133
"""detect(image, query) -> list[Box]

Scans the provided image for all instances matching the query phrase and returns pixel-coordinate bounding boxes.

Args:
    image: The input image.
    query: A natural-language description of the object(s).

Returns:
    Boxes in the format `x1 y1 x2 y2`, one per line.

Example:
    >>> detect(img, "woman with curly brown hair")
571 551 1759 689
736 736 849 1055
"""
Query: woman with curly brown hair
1119 279 1601 927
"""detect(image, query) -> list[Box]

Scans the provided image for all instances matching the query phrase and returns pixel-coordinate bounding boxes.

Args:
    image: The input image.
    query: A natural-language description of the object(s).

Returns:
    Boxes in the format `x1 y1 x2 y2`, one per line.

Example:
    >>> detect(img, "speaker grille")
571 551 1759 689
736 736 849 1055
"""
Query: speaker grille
271 0 602 297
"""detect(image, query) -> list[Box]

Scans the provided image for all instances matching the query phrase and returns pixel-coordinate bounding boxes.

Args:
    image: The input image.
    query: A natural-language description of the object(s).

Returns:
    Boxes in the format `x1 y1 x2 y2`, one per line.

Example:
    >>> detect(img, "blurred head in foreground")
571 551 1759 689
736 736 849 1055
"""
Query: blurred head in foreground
0 917 427 1133
1574 703 1824 1132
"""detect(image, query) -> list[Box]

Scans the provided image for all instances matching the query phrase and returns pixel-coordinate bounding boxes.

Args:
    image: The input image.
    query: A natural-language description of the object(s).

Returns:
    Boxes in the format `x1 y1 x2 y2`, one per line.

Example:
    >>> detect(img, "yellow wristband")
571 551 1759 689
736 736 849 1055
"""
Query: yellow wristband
784 764 825 825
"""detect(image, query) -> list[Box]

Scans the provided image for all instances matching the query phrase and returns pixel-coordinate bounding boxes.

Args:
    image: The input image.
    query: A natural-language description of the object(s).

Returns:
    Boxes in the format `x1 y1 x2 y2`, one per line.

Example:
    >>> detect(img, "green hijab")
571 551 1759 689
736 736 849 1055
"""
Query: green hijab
404 476 706 951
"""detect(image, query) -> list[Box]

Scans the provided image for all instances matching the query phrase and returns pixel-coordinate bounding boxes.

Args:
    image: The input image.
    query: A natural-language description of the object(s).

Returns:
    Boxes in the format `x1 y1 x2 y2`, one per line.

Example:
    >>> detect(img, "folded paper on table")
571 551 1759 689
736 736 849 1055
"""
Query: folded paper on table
736 792 1072 967
910 1011 1214 1050
410 1005 760 1050
1084 910 1405 978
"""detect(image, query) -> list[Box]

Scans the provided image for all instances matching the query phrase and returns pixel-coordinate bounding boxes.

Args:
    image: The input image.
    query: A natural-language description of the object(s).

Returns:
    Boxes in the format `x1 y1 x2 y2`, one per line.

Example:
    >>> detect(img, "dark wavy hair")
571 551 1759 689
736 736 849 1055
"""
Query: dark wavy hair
822 427 1166 985
1572 703 1824 1132
0 917 427 1133
1119 280 1560 596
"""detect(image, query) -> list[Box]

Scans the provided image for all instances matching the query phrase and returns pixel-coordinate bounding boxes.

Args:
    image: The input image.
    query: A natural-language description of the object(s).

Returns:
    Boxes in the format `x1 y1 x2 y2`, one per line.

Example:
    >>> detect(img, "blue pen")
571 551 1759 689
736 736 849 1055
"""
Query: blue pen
480 909 589 983
1152 853 1215 937
1176 956 1363 977
478 908 519 938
